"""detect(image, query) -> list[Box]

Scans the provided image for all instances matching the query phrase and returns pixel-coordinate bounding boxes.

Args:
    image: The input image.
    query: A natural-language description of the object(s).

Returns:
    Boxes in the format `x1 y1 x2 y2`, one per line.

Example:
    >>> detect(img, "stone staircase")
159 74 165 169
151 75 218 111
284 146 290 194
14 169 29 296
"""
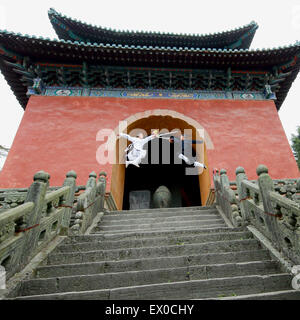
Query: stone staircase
9 206 300 300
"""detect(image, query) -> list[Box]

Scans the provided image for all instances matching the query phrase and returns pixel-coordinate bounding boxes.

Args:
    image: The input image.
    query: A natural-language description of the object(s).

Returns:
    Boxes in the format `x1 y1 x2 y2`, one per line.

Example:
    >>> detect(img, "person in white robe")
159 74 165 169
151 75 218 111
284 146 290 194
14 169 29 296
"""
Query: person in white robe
119 130 159 167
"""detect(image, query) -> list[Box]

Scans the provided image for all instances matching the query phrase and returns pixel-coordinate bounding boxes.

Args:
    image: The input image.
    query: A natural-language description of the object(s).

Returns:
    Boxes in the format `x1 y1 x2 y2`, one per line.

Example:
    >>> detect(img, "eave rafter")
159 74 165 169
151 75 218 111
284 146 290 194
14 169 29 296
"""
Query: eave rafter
2 59 288 103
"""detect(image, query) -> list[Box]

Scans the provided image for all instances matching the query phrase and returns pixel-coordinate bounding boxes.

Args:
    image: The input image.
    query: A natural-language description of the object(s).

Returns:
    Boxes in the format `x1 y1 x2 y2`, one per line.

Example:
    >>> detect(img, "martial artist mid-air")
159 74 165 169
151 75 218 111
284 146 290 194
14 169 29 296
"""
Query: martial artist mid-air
119 131 206 169
165 134 207 169
119 130 159 168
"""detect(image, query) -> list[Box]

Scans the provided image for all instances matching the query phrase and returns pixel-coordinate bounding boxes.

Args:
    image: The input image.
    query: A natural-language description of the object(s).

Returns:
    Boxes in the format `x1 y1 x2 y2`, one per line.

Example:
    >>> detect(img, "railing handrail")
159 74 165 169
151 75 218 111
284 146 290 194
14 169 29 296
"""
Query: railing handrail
242 179 260 192
269 190 300 210
44 186 70 203
0 202 34 225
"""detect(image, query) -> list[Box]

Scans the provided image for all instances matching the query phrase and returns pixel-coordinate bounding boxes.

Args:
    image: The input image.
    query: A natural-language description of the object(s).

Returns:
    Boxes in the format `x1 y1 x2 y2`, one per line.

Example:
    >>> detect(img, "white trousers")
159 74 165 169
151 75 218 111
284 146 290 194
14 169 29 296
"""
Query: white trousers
126 149 147 167
178 153 205 168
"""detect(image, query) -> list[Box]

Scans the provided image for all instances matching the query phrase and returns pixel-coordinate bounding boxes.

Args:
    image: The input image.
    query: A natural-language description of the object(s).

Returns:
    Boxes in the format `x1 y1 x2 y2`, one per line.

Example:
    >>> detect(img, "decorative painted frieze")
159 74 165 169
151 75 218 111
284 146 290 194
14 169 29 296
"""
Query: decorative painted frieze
27 85 273 101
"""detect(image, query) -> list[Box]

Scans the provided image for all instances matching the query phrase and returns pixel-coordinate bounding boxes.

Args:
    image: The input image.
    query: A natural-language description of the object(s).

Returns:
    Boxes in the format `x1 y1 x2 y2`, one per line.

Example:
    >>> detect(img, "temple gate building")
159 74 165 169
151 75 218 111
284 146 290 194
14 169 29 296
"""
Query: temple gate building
0 8 299 210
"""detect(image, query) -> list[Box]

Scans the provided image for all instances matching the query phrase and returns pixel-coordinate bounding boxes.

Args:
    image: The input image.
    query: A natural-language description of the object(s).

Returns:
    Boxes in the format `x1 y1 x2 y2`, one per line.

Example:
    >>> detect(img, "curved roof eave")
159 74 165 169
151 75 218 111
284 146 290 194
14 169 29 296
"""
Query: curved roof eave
48 8 258 50
0 29 299 110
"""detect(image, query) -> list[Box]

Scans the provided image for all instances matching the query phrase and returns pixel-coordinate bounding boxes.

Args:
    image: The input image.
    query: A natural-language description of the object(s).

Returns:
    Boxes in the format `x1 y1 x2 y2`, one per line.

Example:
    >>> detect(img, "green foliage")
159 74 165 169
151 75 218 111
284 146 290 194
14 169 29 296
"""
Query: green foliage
0 145 10 170
0 145 9 158
291 126 300 169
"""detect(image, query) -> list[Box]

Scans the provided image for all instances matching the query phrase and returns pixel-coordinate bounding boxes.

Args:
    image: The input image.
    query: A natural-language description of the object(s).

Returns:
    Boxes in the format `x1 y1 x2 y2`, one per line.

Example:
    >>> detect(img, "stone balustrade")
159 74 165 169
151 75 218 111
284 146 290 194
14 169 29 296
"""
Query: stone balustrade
0 185 86 213
0 171 76 279
0 169 109 280
214 165 300 264
213 169 243 227
70 171 107 235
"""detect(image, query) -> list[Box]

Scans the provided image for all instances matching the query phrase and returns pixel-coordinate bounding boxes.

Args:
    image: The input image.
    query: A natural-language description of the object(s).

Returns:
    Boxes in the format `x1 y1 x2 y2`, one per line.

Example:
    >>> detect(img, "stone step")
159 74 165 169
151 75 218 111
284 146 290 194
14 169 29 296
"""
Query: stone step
100 214 221 226
46 239 263 265
18 260 281 296
107 206 216 215
14 274 292 300
94 219 225 233
104 209 219 220
209 290 300 300
92 224 228 234
35 249 272 278
55 231 253 253
67 227 241 243
9 202 294 301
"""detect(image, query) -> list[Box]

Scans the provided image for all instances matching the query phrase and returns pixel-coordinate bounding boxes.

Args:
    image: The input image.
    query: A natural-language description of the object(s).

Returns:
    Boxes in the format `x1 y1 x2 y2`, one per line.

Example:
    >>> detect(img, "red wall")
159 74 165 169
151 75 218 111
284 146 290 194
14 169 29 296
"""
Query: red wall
0 96 298 189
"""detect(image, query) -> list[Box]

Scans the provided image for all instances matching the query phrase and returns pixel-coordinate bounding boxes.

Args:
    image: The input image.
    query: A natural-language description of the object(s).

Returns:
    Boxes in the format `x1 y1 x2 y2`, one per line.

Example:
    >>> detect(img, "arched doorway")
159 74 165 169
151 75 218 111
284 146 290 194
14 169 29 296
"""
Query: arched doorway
122 138 202 210
109 110 213 210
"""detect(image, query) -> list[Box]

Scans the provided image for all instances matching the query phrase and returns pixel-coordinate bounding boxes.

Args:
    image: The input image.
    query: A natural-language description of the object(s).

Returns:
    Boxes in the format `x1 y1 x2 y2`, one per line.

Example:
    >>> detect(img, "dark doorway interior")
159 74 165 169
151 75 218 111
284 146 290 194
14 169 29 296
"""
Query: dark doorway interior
122 138 201 210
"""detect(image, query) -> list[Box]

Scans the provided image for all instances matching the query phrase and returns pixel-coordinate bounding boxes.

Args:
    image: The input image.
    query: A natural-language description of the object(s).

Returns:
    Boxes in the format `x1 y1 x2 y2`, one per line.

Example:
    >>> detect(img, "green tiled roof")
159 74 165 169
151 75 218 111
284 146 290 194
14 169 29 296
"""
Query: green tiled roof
48 8 258 50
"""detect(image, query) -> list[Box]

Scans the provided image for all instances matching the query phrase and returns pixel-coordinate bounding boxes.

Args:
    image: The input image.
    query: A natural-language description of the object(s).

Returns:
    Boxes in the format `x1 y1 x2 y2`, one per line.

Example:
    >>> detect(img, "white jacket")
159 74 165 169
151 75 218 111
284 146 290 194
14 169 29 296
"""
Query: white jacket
120 133 156 151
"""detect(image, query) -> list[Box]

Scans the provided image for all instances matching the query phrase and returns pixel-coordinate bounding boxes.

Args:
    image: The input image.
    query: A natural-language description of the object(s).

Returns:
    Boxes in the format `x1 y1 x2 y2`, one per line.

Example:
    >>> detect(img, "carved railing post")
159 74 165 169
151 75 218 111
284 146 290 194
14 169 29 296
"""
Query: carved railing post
98 171 107 212
86 171 97 190
20 171 49 265
235 166 249 222
217 169 242 227
60 170 77 235
220 169 230 188
0 202 34 278
213 169 220 207
72 172 97 234
87 171 98 222
256 165 281 244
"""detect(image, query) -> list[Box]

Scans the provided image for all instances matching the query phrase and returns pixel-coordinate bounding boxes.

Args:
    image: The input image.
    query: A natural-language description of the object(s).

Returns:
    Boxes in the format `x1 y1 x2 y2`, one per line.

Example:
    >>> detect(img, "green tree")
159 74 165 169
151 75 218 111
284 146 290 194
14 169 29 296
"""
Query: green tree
0 145 9 157
291 126 300 169
0 145 10 170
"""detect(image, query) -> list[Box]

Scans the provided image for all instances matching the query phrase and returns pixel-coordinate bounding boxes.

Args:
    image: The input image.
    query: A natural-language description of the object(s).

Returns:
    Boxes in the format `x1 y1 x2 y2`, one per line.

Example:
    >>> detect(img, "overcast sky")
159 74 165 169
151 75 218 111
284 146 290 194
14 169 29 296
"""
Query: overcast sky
0 0 300 168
